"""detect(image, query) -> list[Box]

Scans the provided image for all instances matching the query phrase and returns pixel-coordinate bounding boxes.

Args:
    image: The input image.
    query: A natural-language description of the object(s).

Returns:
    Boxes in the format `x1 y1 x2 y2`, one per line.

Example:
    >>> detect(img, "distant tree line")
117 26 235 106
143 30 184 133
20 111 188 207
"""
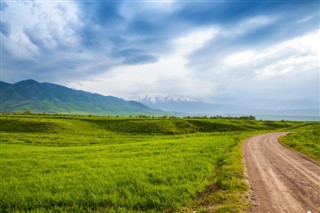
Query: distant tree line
1 112 256 120
136 115 256 120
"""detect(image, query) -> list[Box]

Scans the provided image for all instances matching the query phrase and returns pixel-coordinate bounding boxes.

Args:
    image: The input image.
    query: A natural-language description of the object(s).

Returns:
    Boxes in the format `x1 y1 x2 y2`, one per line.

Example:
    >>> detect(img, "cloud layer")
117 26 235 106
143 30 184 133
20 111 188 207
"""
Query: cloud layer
1 0 319 110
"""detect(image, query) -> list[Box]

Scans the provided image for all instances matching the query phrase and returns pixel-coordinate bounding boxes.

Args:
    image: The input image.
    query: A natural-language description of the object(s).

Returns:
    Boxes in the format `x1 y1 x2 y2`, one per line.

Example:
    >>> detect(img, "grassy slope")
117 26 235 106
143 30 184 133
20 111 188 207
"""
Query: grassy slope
1 80 161 116
183 133 252 212
0 115 301 212
4 100 160 115
280 122 320 163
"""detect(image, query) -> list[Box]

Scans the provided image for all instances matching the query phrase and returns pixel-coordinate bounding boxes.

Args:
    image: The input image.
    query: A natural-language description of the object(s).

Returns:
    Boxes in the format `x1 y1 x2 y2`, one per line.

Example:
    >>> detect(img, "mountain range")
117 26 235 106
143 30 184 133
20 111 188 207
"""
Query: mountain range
0 80 318 120
133 95 255 115
133 95 218 114
0 80 161 115
133 95 319 120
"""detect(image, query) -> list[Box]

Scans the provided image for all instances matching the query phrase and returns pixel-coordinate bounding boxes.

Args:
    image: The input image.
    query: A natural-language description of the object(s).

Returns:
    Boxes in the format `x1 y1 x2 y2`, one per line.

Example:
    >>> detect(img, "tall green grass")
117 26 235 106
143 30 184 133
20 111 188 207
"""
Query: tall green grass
183 134 252 212
0 135 244 212
280 122 320 163
0 114 302 212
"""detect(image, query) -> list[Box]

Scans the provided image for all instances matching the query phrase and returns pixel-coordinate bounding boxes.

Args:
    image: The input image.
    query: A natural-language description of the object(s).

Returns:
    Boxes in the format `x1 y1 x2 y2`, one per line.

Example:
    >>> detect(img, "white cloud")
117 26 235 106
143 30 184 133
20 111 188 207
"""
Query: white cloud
69 27 218 99
202 30 319 108
253 31 319 78
223 15 276 38
174 27 218 55
256 54 317 77
120 0 177 18
2 1 81 59
223 50 255 67
69 29 319 109
69 55 214 100
220 31 319 78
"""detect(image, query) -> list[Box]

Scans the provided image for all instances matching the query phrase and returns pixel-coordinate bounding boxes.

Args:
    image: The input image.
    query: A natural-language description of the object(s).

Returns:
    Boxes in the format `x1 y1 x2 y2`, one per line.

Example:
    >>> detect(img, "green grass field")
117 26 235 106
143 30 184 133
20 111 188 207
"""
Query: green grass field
280 122 320 163
0 114 316 212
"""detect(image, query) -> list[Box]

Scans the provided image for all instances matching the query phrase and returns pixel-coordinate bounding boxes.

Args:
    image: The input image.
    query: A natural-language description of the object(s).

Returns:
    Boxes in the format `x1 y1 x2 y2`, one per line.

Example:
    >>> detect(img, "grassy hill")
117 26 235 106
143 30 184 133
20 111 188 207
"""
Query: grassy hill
0 80 162 115
280 122 320 163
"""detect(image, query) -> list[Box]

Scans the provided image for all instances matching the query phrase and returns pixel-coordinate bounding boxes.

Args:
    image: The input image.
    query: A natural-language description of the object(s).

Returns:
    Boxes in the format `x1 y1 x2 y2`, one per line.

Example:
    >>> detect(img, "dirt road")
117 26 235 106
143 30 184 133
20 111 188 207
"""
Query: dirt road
243 132 320 213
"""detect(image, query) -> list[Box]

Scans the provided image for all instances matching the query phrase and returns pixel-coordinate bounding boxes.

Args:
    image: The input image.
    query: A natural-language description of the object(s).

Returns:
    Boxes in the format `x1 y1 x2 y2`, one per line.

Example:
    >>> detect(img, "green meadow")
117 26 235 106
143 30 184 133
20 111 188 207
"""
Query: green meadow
0 114 317 212
280 122 320 163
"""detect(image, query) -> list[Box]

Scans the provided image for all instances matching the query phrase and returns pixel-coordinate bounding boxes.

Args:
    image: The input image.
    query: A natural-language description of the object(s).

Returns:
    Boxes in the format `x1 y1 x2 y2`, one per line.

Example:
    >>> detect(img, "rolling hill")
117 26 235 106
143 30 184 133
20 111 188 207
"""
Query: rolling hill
0 79 162 115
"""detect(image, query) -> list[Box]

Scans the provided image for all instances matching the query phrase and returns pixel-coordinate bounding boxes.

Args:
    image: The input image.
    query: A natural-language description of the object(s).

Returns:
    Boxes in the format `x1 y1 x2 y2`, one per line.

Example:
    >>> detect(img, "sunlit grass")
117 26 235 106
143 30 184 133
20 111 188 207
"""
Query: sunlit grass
280 122 320 163
0 114 306 212
0 135 242 212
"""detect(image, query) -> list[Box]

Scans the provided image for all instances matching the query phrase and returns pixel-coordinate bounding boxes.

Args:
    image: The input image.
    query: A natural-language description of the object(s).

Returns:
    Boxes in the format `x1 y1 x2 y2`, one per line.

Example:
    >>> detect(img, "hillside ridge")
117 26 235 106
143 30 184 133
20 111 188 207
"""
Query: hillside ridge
0 79 161 115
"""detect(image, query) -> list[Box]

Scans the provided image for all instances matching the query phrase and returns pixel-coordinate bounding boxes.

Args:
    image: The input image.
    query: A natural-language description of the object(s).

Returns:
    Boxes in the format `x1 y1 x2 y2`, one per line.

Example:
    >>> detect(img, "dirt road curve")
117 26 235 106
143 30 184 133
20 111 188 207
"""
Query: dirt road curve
243 132 320 213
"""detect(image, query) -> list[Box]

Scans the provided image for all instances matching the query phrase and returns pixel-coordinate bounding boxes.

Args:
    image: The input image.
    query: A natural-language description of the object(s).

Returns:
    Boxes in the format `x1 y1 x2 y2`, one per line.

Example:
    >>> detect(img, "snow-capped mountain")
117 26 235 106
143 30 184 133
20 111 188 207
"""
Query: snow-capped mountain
131 95 319 120
134 95 197 104
132 95 220 114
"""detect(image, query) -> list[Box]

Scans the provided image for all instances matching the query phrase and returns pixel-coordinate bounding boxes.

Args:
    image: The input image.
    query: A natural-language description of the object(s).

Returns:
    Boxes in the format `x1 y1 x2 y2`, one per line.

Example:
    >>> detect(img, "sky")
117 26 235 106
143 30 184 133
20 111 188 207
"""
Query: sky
1 0 319 110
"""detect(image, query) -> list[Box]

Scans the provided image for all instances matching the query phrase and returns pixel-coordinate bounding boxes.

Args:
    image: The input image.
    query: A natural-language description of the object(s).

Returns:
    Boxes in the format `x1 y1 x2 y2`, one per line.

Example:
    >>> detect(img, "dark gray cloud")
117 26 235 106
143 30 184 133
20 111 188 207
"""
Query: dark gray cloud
0 21 10 36
78 1 123 27
111 49 158 65
0 1 8 11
